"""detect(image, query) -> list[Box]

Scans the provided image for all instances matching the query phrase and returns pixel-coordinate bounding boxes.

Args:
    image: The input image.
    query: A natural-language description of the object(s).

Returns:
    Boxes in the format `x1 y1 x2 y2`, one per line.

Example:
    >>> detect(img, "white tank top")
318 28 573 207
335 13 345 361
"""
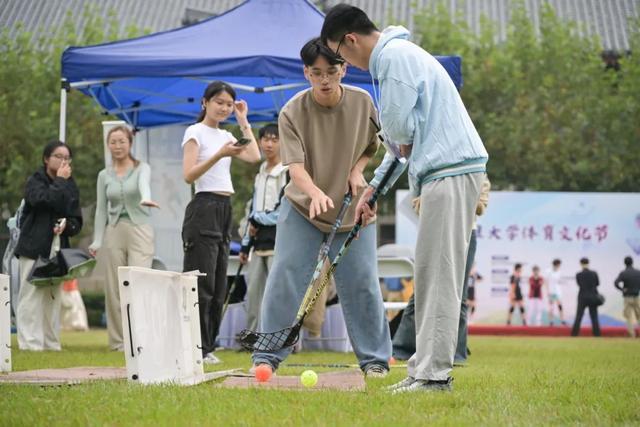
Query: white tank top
181 123 237 194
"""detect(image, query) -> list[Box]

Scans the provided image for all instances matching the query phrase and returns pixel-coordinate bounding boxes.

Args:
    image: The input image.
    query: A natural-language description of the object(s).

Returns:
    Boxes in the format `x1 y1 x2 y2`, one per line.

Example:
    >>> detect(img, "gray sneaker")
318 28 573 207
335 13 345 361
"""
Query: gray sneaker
384 376 416 391
391 377 453 394
364 364 389 378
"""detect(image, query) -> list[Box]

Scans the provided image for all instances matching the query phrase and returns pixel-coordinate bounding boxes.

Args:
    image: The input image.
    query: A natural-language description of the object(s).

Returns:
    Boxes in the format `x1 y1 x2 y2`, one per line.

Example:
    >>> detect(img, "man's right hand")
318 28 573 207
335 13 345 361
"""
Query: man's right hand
239 252 249 265
355 185 376 225
309 188 334 219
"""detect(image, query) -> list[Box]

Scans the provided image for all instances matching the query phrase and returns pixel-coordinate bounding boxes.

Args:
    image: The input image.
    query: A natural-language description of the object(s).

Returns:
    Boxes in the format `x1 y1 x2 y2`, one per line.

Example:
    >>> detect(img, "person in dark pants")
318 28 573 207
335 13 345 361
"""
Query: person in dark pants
391 292 416 361
571 257 601 337
507 264 527 326
181 81 261 364
614 256 640 337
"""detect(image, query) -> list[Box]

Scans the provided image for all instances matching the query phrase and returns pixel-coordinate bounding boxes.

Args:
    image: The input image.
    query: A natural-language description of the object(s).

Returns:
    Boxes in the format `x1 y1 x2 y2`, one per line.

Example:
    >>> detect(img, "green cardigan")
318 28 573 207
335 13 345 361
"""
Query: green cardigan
89 162 153 251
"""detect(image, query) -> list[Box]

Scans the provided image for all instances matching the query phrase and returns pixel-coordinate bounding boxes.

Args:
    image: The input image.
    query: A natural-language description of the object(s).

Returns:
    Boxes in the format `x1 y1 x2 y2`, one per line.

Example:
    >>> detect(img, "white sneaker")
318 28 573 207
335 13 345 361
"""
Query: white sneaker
384 376 416 391
203 352 222 365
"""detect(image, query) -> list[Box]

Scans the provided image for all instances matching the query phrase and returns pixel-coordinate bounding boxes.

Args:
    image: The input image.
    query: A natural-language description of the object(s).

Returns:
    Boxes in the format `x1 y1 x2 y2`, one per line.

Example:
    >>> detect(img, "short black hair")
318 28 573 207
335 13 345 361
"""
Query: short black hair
552 259 561 266
42 140 72 166
514 263 522 270
624 256 633 267
580 257 589 265
320 4 378 45
258 123 278 139
300 37 344 66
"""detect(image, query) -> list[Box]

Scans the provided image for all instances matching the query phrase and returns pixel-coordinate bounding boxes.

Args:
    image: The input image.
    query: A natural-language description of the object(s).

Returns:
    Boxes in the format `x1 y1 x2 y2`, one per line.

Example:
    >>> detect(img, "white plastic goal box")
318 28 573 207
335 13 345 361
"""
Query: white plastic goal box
1 274 10 373
118 267 204 385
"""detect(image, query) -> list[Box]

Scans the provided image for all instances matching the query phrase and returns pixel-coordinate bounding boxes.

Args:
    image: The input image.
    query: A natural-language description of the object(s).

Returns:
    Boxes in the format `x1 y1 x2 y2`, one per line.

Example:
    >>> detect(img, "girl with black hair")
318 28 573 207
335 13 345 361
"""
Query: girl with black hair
14 140 83 351
182 81 260 364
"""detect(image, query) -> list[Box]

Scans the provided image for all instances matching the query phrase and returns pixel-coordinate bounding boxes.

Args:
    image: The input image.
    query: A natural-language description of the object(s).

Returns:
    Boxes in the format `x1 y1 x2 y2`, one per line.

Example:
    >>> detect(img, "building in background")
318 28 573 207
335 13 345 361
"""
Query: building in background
1 0 637 53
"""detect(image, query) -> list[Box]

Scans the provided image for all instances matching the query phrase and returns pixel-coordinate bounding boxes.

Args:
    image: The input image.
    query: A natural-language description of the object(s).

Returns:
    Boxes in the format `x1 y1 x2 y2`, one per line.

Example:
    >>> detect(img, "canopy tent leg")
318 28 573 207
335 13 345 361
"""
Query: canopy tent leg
59 79 69 143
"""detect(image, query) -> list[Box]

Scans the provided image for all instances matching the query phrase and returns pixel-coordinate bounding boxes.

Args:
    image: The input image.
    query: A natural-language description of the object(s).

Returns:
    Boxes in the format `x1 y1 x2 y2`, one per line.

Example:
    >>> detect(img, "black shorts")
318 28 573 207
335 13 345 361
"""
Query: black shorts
514 286 523 301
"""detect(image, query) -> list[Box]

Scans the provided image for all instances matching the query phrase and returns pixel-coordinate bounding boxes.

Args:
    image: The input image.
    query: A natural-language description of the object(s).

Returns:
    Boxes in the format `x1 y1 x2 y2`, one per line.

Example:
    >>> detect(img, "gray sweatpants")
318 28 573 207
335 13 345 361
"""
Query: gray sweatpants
407 172 484 381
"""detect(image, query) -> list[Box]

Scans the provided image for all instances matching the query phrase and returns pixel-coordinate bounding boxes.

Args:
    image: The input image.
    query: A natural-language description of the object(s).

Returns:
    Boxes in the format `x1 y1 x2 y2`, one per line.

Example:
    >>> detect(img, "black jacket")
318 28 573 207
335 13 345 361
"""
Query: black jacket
576 268 599 301
14 167 83 260
615 267 640 297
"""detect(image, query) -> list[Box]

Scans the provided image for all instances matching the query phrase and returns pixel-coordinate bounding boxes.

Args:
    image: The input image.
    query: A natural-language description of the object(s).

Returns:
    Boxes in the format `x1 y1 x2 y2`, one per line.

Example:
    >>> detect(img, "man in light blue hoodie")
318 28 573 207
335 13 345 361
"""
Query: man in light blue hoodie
322 4 488 393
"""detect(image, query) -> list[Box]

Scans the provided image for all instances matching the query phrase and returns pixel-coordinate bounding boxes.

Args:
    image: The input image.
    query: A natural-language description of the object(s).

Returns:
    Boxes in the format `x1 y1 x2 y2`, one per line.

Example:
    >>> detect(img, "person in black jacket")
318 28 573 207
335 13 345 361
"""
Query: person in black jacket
614 256 640 337
14 140 83 351
571 258 601 337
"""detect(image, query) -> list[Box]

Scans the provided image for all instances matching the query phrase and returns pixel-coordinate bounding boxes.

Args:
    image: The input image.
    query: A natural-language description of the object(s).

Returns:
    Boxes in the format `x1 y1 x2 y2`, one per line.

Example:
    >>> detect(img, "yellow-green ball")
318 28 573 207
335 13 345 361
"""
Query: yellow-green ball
300 370 318 387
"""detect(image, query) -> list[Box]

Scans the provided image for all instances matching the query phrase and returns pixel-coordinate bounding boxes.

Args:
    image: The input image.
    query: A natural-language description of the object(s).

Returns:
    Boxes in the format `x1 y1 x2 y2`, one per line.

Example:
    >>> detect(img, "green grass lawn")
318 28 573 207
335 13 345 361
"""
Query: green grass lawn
2 330 639 426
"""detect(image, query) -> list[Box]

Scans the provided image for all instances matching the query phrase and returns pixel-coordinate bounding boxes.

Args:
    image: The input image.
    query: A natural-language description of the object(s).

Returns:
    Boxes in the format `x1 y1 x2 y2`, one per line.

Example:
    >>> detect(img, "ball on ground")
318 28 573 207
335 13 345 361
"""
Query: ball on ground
389 356 397 365
254 364 272 383
300 370 318 388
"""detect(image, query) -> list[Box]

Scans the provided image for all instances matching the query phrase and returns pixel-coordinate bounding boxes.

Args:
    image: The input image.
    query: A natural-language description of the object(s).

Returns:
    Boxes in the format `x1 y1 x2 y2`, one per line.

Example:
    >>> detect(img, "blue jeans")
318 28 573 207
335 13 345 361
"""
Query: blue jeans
252 199 391 370
392 229 477 363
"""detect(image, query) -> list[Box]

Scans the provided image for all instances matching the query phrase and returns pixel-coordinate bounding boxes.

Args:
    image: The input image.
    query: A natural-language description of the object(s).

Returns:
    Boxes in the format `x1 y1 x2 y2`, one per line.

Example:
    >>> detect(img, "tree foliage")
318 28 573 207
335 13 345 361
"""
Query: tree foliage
0 7 144 221
414 1 640 191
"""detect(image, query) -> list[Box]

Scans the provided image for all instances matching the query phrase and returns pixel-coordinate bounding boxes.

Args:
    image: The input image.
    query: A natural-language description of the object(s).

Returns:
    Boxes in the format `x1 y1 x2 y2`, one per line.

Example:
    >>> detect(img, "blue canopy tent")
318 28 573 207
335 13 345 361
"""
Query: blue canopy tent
59 0 462 137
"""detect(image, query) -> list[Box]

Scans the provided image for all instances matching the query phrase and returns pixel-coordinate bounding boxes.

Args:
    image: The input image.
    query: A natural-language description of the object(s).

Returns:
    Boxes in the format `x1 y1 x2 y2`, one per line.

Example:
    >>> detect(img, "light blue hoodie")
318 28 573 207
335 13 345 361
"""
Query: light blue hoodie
368 26 488 197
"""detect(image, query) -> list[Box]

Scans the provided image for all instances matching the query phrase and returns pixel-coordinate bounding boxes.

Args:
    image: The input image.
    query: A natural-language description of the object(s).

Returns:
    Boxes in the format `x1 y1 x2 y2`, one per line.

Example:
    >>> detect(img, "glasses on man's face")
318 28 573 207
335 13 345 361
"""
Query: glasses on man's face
261 136 279 143
336 34 347 58
334 33 348 58
309 67 342 80
51 154 72 163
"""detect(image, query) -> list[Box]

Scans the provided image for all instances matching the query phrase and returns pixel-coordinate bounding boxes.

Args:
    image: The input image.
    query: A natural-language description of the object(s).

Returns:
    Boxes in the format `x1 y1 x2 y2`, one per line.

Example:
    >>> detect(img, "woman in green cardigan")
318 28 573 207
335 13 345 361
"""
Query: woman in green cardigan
89 125 159 351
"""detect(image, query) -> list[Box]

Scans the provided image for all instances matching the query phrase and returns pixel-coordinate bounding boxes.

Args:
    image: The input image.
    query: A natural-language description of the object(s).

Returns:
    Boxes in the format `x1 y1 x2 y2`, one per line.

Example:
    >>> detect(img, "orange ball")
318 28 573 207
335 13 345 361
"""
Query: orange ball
254 364 272 383
389 356 397 365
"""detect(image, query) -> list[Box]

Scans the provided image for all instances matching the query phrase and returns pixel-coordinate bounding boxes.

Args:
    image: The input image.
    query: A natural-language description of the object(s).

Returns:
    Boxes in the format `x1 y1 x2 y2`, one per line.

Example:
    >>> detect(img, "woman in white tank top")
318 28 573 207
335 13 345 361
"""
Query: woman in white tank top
181 81 261 364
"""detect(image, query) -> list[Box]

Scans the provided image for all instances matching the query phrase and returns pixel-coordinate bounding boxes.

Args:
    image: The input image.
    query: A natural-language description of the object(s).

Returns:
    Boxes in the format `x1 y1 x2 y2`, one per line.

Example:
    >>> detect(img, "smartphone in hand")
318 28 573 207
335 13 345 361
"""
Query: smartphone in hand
234 137 251 147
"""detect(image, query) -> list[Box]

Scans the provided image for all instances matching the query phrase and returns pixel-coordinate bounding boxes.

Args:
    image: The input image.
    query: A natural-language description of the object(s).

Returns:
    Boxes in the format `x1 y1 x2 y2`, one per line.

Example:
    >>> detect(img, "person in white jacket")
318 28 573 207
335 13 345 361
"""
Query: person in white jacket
239 124 289 332
322 4 488 393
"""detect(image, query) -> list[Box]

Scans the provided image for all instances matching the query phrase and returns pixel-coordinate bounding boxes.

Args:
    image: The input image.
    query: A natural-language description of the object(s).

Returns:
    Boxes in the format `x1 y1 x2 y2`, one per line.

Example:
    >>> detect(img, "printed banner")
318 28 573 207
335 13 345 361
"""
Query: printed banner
396 190 640 325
